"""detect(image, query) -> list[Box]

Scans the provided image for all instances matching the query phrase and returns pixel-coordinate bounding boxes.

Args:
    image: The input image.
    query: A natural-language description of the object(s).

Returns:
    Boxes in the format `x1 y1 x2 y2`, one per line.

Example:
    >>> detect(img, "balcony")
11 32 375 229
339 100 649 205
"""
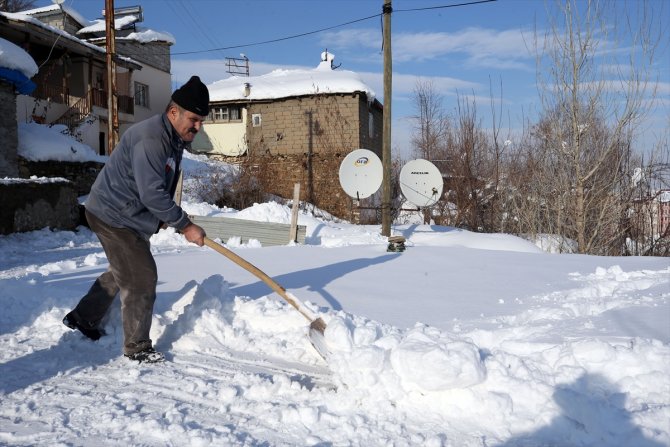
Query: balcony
32 82 68 104
91 88 134 115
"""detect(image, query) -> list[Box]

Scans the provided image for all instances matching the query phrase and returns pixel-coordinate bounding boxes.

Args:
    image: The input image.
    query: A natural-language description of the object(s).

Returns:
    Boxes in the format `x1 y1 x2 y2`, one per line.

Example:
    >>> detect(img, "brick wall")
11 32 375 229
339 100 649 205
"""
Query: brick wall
243 93 383 221
246 94 381 157
0 82 18 177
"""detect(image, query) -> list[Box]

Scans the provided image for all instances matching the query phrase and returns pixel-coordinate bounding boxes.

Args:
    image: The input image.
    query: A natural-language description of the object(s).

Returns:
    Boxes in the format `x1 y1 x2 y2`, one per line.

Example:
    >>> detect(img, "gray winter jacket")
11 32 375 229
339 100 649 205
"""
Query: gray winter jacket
85 113 191 239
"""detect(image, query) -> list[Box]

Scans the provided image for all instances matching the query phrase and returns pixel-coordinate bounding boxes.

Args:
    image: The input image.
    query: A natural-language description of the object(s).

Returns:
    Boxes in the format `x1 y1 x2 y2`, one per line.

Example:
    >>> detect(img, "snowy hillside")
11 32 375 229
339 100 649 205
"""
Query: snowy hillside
1 195 668 446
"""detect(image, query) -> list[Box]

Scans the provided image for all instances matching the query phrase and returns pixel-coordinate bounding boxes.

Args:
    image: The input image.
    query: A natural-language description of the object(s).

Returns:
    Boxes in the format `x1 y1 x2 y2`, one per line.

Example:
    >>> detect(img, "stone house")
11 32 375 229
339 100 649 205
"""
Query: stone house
192 53 384 220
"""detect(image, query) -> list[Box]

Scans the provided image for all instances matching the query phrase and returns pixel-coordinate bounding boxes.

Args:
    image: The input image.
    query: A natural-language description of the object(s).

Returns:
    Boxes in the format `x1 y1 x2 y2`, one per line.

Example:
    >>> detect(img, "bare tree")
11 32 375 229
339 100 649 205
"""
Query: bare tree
529 0 663 254
410 80 450 161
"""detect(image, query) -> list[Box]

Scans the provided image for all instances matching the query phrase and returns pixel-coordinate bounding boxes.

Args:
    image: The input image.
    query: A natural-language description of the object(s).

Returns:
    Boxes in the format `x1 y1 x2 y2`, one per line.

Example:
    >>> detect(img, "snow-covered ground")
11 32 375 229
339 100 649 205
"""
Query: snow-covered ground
2 133 669 446
1 193 668 446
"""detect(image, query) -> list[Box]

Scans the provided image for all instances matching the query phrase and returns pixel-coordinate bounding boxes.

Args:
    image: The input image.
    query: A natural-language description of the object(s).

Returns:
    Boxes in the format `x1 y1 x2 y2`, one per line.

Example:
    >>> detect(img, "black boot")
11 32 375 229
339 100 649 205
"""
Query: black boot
62 311 105 341
124 347 165 363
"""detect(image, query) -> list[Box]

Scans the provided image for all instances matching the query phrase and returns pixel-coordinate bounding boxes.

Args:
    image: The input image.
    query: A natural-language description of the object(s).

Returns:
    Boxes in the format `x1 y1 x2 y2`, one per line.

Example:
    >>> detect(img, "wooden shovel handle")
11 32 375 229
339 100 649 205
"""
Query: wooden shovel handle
203 237 317 323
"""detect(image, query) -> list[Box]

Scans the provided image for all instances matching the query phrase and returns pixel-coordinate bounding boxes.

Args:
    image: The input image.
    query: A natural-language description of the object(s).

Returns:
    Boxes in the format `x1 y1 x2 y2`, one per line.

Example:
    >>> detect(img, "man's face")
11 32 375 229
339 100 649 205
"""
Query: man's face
168 105 206 142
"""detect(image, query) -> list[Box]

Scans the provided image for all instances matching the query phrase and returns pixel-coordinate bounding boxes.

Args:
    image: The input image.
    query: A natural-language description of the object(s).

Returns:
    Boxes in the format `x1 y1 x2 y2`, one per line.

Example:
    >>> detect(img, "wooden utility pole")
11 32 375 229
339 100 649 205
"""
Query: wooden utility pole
105 0 118 154
381 0 393 236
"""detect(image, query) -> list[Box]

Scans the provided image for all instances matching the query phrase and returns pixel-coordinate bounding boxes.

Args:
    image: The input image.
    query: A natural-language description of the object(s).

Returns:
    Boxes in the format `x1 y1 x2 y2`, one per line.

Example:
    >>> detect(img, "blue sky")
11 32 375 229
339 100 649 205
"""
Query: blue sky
34 0 669 157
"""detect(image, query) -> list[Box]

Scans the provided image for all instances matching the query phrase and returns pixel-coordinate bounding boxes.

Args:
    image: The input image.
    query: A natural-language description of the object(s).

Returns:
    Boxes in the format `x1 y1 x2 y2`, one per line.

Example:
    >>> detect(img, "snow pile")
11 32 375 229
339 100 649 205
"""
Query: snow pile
325 316 486 394
0 37 38 78
17 122 106 162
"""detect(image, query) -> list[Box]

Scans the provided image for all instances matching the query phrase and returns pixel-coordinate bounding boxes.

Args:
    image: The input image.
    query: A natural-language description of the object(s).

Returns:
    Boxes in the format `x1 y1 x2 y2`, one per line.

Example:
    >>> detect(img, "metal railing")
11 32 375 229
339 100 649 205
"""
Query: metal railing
32 82 68 103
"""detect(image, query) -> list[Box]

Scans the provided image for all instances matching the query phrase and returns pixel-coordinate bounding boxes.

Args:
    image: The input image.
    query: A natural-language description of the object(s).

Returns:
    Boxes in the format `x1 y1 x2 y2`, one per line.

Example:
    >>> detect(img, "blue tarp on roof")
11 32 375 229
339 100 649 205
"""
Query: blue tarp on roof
0 67 36 95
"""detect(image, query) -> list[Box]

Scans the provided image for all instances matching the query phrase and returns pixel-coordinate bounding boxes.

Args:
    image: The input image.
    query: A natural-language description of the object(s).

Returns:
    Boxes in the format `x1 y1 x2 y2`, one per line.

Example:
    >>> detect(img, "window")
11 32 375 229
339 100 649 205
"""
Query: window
229 106 240 121
210 106 228 121
208 105 243 122
134 82 149 108
252 113 262 127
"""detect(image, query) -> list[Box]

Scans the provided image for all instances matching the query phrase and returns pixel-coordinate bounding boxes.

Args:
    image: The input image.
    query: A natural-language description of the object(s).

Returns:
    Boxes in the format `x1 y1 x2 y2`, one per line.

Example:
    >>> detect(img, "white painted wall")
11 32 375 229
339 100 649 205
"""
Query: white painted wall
192 109 248 157
133 64 172 122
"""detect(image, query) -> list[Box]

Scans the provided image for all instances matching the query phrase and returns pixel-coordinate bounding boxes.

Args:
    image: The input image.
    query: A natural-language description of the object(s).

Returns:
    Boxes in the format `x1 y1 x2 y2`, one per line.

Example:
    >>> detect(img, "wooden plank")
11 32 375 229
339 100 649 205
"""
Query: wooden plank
189 215 306 246
289 183 300 243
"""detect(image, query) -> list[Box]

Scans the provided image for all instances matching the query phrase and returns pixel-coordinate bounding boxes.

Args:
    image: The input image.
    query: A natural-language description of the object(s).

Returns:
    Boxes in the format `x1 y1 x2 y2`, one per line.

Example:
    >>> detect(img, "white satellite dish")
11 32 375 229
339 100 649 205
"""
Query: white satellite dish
339 149 383 200
399 159 443 207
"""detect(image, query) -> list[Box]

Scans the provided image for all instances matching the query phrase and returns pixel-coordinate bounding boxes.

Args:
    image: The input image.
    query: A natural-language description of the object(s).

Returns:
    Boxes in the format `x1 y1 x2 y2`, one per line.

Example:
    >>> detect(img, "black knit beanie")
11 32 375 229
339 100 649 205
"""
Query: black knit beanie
171 75 210 116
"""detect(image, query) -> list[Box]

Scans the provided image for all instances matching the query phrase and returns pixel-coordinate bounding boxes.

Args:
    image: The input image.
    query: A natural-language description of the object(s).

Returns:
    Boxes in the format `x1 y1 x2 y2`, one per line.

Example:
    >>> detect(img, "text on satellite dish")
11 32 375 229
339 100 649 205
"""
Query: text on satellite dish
411 171 429 174
355 157 369 166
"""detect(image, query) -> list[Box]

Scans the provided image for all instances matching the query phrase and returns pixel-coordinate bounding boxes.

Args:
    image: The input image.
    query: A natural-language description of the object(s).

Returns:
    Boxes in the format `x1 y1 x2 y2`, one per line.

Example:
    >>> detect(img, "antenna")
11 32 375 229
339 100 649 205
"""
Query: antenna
226 55 250 77
399 159 443 207
338 149 383 200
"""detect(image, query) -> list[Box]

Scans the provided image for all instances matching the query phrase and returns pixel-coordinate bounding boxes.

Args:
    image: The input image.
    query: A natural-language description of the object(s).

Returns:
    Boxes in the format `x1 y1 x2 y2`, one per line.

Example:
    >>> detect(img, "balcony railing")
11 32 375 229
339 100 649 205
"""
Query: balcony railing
91 88 134 115
32 82 68 103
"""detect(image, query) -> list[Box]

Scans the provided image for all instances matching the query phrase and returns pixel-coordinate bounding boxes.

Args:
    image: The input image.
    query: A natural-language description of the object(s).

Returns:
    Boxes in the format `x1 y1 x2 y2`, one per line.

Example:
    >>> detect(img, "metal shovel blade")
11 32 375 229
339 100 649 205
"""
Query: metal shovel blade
308 318 329 360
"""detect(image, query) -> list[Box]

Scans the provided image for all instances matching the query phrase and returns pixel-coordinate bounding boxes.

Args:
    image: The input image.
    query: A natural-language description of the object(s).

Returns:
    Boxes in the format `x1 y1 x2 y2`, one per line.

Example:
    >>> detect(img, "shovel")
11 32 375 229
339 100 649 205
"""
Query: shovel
203 237 329 360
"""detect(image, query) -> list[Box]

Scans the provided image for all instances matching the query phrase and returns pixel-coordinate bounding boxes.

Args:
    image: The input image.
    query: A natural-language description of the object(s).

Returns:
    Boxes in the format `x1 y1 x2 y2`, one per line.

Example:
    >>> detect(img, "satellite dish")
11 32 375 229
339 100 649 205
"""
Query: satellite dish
399 159 443 207
339 149 383 199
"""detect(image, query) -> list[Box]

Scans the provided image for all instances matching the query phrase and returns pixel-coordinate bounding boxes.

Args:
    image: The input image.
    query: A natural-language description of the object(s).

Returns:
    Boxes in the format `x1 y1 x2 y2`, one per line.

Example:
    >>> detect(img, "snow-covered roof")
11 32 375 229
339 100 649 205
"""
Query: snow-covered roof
208 55 375 103
86 27 176 45
0 37 37 78
19 4 91 28
0 11 141 68
122 28 176 45
77 15 140 34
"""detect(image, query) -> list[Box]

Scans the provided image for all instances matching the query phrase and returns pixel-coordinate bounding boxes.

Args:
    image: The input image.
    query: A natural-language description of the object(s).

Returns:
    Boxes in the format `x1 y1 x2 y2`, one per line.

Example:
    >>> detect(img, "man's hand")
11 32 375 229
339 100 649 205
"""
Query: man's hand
182 222 206 246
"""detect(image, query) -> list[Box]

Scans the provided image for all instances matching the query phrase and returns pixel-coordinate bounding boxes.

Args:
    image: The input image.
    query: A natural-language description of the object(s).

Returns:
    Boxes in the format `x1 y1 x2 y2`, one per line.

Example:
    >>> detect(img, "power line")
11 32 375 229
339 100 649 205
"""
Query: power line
94 0 498 59
395 0 496 13
168 0 497 56
171 12 381 55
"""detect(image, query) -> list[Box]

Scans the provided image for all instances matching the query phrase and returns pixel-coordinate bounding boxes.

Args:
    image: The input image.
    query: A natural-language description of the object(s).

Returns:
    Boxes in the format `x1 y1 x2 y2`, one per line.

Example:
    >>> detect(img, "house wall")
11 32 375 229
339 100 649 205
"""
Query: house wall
244 94 383 220
36 11 82 37
0 82 19 177
116 41 171 73
16 96 69 125
246 94 372 156
251 152 376 222
193 109 248 157
131 63 173 123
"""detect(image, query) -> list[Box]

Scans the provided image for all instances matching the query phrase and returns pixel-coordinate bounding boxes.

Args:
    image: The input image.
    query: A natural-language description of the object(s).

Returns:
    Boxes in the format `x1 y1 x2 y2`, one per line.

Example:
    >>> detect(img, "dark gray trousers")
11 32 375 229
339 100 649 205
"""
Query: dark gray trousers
73 210 157 355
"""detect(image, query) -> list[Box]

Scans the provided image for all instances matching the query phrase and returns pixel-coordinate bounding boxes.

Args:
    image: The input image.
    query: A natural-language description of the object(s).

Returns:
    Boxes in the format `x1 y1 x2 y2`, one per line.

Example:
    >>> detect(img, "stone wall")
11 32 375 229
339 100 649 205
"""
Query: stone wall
0 82 18 177
18 159 104 196
0 179 79 235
